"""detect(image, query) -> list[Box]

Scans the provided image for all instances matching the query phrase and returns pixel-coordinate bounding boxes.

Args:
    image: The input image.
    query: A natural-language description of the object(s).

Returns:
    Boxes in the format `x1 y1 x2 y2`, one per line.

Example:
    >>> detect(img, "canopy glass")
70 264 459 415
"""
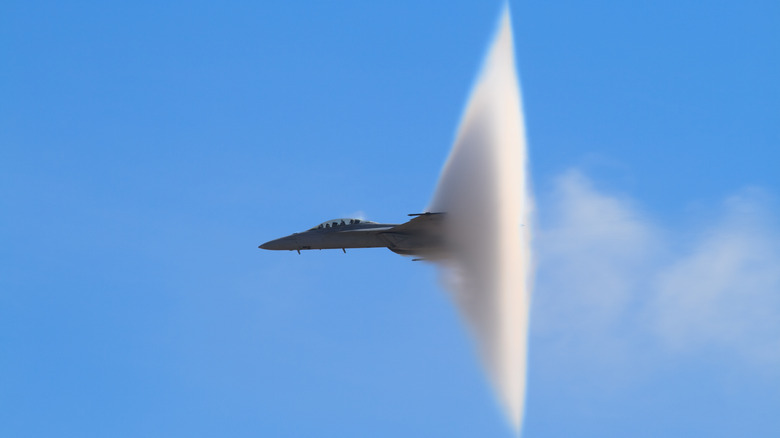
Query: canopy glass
308 218 377 230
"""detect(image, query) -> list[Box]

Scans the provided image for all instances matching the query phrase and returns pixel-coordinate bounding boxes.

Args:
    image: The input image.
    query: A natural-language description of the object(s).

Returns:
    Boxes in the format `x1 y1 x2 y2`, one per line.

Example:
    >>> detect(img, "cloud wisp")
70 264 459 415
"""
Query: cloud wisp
533 171 780 376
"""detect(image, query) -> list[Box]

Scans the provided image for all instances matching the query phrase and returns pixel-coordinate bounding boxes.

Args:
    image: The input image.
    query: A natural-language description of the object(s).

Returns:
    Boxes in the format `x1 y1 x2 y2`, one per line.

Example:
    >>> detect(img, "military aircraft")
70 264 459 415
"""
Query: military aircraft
259 212 445 260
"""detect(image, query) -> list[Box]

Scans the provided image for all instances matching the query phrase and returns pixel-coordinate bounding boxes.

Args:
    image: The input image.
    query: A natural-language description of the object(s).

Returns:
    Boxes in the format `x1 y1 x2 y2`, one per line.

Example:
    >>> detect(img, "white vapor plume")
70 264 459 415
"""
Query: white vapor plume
533 171 780 376
429 6 532 434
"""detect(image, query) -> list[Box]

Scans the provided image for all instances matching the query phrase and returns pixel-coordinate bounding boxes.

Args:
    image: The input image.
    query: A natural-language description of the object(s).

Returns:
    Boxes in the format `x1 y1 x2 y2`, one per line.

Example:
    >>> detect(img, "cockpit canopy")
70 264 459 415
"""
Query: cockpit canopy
308 218 377 230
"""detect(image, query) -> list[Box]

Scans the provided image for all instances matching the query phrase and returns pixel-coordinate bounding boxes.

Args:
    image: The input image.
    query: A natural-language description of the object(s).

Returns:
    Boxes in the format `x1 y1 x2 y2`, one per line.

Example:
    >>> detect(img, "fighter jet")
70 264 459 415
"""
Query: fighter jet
259 212 445 259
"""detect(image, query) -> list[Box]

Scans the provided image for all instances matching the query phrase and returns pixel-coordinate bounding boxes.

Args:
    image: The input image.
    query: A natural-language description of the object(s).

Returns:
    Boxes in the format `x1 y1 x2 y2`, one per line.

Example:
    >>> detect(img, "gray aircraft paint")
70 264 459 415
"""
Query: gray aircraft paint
259 214 445 257
259 6 531 435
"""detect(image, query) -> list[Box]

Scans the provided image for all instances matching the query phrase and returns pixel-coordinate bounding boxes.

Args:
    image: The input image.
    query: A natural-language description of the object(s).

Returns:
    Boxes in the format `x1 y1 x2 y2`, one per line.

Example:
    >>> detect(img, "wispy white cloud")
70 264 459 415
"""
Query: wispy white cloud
651 191 780 363
532 171 780 374
346 210 367 220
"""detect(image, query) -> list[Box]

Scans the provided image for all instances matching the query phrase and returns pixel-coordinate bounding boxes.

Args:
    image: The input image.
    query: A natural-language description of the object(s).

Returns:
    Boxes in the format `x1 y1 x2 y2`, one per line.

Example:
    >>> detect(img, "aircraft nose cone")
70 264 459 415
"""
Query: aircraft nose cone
259 239 281 250
258 236 297 251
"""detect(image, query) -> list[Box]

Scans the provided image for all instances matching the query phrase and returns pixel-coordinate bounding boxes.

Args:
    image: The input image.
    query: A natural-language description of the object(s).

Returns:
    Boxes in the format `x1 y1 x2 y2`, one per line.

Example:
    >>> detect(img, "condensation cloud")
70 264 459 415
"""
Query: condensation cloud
429 7 532 434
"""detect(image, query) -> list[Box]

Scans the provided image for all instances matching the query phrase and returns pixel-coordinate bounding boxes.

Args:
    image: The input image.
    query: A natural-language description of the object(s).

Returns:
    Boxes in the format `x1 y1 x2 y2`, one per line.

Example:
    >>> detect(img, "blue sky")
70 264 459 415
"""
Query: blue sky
2 1 779 437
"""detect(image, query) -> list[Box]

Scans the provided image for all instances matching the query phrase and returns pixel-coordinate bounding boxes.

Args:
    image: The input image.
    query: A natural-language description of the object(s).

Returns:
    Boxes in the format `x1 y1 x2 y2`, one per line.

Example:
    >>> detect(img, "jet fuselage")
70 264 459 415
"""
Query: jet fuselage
259 214 445 258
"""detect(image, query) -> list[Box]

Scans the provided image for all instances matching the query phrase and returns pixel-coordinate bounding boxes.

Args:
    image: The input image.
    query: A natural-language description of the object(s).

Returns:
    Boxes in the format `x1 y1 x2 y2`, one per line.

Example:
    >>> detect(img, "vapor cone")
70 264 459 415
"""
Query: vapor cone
429 7 532 434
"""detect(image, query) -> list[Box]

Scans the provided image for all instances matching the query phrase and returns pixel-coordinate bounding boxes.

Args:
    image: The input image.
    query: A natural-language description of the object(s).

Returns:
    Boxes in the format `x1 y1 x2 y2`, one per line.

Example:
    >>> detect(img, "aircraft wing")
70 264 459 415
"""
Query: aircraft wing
386 212 445 234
